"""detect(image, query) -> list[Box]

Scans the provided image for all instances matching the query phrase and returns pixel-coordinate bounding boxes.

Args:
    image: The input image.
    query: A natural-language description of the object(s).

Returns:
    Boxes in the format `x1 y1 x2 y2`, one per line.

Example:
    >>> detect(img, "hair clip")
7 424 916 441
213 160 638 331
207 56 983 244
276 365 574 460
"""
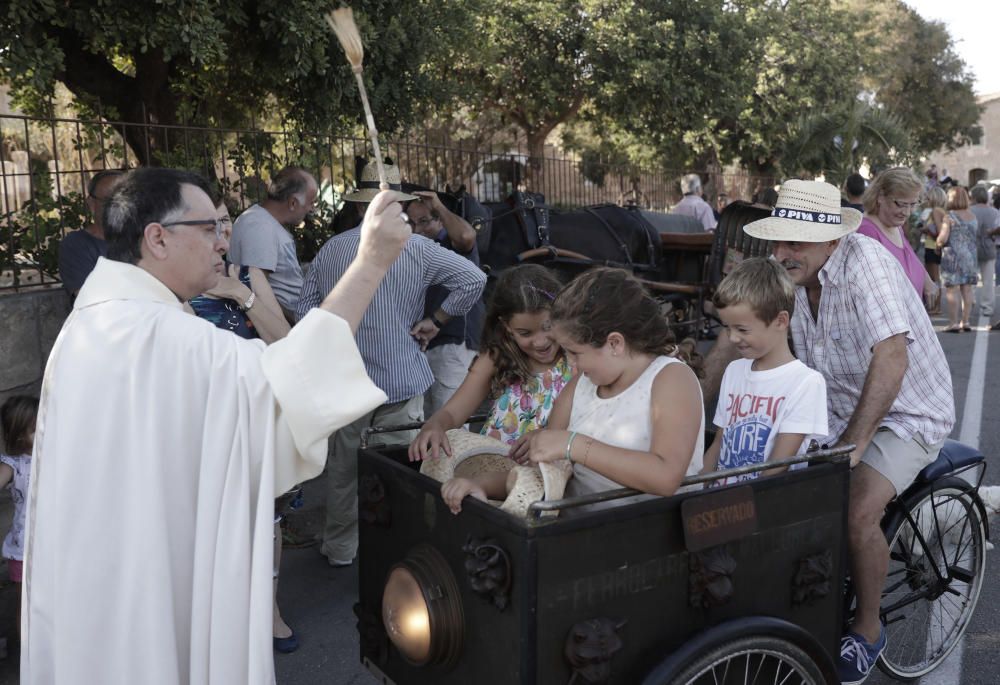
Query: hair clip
529 285 555 301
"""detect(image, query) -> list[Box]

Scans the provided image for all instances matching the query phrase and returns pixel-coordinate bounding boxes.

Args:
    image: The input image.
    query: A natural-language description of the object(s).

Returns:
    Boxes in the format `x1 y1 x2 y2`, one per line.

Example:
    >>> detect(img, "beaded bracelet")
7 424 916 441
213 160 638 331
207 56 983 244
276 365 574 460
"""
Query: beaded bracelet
565 431 578 463
581 436 593 467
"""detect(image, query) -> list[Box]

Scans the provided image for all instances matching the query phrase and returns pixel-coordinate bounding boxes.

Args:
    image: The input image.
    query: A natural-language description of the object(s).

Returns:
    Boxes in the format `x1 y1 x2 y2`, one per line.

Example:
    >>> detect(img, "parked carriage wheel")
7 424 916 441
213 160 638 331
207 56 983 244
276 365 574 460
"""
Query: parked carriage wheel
664 635 825 685
876 480 986 680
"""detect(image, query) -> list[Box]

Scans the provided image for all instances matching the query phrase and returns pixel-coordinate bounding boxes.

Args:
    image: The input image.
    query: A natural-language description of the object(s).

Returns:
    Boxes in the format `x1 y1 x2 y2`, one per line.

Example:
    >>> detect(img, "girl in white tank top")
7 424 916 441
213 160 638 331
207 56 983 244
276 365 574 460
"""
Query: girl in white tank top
509 268 704 506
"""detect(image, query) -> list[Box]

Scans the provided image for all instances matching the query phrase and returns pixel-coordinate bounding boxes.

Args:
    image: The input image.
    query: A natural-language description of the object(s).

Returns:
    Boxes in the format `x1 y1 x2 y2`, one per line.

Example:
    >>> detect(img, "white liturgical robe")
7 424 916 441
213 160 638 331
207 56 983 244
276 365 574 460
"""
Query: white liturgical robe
22 258 387 684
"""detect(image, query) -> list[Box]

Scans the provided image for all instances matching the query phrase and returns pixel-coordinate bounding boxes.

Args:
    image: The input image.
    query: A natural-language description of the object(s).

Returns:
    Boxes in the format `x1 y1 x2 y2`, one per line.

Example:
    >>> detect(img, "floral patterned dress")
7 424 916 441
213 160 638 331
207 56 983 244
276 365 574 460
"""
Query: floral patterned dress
481 357 573 445
940 212 979 287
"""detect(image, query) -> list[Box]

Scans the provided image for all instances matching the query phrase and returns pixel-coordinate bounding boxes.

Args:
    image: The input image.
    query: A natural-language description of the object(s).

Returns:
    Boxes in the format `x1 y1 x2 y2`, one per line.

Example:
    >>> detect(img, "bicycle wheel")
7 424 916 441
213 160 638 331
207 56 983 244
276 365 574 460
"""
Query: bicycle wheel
668 636 826 685
878 481 986 680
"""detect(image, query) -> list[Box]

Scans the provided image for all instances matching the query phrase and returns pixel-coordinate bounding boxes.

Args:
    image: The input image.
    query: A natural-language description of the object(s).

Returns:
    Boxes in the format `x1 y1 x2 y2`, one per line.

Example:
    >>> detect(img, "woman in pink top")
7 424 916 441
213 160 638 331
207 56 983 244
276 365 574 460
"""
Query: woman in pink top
856 167 939 309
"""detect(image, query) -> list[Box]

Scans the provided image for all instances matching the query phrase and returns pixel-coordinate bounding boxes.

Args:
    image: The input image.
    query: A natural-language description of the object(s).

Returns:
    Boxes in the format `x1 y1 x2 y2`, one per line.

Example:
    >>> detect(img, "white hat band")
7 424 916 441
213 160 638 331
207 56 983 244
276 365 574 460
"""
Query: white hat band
771 206 843 224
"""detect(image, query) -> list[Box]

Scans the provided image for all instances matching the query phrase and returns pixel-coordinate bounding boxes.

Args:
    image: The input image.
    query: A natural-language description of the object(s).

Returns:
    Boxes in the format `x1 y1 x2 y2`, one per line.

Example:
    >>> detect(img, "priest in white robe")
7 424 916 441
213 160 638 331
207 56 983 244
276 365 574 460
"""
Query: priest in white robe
21 168 414 684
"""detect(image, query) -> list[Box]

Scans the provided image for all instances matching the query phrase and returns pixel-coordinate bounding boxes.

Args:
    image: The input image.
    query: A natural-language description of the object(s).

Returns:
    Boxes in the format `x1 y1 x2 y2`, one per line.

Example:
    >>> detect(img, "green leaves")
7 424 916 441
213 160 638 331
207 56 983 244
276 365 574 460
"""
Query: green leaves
0 0 982 178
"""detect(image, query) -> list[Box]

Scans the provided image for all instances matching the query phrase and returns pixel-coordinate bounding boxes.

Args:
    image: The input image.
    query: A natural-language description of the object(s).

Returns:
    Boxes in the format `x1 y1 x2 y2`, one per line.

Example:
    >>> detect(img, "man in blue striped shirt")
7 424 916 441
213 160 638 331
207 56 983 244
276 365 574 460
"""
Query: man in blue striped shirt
297 198 486 566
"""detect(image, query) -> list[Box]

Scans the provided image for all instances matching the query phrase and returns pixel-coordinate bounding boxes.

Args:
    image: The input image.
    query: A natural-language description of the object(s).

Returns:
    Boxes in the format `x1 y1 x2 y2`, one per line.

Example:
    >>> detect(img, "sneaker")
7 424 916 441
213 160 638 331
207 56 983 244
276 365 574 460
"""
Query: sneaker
321 548 356 567
837 627 886 685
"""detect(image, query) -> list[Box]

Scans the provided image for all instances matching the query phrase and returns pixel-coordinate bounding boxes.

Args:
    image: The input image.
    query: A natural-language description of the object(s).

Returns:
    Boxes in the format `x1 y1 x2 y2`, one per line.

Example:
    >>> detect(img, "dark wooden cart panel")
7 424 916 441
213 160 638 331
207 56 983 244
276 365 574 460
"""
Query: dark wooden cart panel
357 447 848 684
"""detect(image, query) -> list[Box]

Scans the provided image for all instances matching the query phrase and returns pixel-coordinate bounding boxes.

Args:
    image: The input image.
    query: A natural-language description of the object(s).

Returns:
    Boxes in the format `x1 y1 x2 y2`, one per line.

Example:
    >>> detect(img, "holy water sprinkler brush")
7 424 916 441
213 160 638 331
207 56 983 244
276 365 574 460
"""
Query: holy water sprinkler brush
326 7 388 190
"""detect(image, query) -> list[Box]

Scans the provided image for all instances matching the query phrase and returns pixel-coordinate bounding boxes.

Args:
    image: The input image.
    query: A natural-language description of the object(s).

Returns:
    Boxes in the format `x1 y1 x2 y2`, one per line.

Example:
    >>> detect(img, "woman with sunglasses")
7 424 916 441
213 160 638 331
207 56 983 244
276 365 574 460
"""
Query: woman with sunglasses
936 186 980 332
856 167 940 310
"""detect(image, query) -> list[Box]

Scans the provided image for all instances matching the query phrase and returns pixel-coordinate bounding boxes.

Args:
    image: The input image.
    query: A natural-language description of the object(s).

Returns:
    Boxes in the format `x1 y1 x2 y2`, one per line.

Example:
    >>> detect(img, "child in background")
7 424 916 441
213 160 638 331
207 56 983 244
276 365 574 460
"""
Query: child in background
410 264 572 462
444 267 704 514
0 395 39 633
702 258 828 484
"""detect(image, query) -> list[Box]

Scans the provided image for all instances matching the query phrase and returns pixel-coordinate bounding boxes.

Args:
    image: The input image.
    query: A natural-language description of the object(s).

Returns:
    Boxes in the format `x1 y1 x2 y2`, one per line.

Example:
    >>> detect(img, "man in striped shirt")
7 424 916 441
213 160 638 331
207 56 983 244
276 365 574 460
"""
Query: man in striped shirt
745 179 955 685
296 198 486 567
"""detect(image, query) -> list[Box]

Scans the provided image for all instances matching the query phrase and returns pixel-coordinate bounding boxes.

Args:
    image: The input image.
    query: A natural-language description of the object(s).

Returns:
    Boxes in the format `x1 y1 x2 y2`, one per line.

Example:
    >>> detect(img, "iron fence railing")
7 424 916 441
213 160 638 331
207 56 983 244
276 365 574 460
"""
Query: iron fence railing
0 112 770 291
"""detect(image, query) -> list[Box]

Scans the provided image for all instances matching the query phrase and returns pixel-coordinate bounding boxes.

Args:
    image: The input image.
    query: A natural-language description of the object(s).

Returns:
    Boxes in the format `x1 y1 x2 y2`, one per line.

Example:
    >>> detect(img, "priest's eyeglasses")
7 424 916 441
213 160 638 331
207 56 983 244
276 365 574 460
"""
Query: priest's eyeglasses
161 219 226 240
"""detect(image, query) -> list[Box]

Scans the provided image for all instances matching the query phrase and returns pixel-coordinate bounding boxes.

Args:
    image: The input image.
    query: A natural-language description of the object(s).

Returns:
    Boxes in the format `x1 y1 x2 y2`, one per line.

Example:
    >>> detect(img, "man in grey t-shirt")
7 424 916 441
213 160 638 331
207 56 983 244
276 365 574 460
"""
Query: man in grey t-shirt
228 167 318 322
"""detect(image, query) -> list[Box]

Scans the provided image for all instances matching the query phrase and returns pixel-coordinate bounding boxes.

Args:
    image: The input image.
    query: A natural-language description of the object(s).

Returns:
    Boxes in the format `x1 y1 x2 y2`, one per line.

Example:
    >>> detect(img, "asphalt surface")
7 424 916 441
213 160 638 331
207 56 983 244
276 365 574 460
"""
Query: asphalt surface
0 305 998 684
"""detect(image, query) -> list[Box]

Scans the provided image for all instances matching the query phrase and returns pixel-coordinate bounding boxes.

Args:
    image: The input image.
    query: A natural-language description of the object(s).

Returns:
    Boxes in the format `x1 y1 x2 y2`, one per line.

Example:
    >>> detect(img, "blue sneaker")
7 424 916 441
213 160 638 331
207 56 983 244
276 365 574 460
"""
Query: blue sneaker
837 627 887 685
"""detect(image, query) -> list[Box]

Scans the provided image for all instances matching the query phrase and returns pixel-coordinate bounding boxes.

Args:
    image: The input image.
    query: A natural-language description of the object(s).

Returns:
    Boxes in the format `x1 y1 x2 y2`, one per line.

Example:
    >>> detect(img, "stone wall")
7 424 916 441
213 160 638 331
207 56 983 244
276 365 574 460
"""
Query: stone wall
928 92 1000 187
0 288 70 408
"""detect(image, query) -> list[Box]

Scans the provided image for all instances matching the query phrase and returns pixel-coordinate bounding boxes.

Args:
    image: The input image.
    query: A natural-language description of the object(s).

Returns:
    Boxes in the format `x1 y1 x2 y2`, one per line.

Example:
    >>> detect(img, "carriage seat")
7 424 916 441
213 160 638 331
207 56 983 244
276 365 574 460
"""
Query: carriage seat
914 439 983 483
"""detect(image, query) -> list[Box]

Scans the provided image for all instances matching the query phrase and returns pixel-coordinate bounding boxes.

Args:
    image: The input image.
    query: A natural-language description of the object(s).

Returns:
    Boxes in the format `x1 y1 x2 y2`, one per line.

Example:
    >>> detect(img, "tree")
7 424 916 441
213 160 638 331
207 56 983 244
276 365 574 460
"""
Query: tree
561 1 868 182
780 101 914 185
442 0 598 187
1 0 465 165
842 0 983 154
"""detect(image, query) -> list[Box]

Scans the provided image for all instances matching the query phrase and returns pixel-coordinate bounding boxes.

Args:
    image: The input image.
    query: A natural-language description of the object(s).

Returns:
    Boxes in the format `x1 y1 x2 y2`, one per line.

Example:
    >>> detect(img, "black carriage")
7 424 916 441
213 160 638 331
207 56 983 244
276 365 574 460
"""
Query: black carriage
353 433 989 685
354 444 855 685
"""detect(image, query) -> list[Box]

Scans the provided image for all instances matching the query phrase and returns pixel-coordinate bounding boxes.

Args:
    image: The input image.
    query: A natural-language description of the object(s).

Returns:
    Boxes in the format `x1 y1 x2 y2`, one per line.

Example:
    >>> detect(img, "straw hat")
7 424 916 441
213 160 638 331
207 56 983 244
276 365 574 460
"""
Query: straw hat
343 158 418 203
420 430 573 519
743 179 862 242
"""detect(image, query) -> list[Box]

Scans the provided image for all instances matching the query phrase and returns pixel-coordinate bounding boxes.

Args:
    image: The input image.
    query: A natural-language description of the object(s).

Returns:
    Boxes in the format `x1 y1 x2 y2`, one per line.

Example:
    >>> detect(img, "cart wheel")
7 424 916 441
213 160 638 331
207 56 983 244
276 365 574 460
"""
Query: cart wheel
642 618 835 685
666 636 825 685
877 480 987 680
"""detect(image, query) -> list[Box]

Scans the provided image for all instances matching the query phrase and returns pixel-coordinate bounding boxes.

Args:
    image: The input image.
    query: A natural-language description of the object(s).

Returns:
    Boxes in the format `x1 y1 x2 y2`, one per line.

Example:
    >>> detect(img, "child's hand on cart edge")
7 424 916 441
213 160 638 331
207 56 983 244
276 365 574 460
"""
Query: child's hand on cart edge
441 478 487 514
409 421 452 461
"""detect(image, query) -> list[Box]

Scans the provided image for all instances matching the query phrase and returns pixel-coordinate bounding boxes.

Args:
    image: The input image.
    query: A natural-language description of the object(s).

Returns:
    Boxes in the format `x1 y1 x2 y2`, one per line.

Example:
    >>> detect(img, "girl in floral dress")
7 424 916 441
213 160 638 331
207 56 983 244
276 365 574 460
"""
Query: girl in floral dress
409 264 572 461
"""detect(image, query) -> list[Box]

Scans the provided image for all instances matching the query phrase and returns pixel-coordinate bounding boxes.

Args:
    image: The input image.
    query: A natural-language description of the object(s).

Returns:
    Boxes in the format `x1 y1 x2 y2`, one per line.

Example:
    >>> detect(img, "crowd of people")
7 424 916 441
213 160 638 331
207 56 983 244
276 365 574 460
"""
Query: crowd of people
0 160 985 684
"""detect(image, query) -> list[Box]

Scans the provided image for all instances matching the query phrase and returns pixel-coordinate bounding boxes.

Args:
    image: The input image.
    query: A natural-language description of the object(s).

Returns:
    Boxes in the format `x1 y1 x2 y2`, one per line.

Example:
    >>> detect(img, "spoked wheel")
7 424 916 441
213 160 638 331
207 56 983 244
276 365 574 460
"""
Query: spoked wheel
669 636 826 685
878 482 987 680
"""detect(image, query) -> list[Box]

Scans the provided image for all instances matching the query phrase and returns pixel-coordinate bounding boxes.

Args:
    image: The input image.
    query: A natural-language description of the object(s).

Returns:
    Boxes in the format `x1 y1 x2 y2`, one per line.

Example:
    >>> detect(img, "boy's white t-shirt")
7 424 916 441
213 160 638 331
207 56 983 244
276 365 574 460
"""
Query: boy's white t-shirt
714 358 828 483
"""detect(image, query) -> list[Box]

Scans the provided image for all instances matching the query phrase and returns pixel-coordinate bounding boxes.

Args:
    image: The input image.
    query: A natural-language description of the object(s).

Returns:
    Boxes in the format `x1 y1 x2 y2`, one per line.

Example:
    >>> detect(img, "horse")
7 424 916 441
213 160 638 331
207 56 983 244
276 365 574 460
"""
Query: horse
481 191 662 279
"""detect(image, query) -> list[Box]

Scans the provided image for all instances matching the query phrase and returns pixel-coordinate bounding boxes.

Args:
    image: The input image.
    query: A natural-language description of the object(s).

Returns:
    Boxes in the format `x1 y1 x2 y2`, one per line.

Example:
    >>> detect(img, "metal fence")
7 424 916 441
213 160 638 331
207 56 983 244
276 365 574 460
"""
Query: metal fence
0 112 771 291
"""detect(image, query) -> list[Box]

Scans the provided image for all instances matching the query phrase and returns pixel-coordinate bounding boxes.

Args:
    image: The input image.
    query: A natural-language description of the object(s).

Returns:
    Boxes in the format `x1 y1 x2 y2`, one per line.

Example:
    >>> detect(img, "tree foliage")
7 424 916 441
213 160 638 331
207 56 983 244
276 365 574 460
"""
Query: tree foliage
572 0 868 175
780 101 914 185
439 0 599 181
1 0 982 182
844 0 983 153
1 0 465 164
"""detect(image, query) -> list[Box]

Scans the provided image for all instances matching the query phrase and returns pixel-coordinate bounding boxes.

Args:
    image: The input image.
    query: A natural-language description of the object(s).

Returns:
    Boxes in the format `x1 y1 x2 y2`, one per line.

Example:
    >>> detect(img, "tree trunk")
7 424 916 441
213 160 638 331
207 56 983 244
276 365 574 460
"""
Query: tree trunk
524 129 550 195
53 28 179 167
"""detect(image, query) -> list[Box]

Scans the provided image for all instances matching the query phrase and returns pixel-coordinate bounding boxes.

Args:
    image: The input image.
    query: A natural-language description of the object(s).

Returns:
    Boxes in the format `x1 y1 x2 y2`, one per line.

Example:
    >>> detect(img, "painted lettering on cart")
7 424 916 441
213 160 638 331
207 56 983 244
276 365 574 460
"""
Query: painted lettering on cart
546 556 687 611
686 500 756 535
681 485 758 552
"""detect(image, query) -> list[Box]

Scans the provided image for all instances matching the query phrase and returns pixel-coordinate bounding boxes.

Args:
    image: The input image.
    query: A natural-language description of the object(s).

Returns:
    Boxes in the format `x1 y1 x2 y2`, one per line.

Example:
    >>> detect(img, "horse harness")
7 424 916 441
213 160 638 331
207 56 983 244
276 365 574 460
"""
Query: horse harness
489 191 551 250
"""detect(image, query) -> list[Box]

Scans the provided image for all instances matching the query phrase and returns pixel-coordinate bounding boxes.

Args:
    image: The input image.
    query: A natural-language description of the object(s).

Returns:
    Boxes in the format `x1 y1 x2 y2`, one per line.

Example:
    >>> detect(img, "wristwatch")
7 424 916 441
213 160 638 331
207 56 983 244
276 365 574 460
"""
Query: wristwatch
430 314 445 329
239 291 256 312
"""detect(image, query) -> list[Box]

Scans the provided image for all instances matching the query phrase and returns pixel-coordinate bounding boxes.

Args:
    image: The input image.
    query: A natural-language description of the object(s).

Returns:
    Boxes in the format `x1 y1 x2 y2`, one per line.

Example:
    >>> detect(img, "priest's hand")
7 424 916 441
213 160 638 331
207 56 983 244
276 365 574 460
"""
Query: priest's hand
358 190 411 271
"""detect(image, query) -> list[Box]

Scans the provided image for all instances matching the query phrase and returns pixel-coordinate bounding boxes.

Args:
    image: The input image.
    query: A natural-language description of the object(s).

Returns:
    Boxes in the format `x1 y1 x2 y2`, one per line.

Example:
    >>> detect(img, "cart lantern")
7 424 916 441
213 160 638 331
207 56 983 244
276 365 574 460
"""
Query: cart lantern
381 545 464 667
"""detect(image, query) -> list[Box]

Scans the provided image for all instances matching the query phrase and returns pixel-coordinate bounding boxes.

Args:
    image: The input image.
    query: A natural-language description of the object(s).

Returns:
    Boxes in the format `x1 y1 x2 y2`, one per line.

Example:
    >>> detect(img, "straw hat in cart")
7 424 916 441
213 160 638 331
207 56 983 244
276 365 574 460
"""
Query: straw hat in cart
420 430 574 519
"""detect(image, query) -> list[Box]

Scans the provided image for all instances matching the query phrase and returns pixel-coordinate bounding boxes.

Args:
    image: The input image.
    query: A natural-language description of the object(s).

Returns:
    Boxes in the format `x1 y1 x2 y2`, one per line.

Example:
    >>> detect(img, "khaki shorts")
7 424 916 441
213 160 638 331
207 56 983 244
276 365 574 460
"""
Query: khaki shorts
860 428 942 495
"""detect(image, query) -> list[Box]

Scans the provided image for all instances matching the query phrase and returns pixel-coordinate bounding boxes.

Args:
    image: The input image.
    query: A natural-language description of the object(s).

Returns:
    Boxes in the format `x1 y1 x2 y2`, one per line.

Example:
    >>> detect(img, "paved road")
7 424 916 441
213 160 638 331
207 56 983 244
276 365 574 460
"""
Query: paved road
1 308 998 684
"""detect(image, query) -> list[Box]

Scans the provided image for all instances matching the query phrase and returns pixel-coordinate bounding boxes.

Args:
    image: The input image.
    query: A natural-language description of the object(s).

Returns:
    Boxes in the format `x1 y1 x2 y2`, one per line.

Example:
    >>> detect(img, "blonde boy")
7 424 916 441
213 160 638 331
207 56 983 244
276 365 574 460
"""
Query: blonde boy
703 258 828 483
